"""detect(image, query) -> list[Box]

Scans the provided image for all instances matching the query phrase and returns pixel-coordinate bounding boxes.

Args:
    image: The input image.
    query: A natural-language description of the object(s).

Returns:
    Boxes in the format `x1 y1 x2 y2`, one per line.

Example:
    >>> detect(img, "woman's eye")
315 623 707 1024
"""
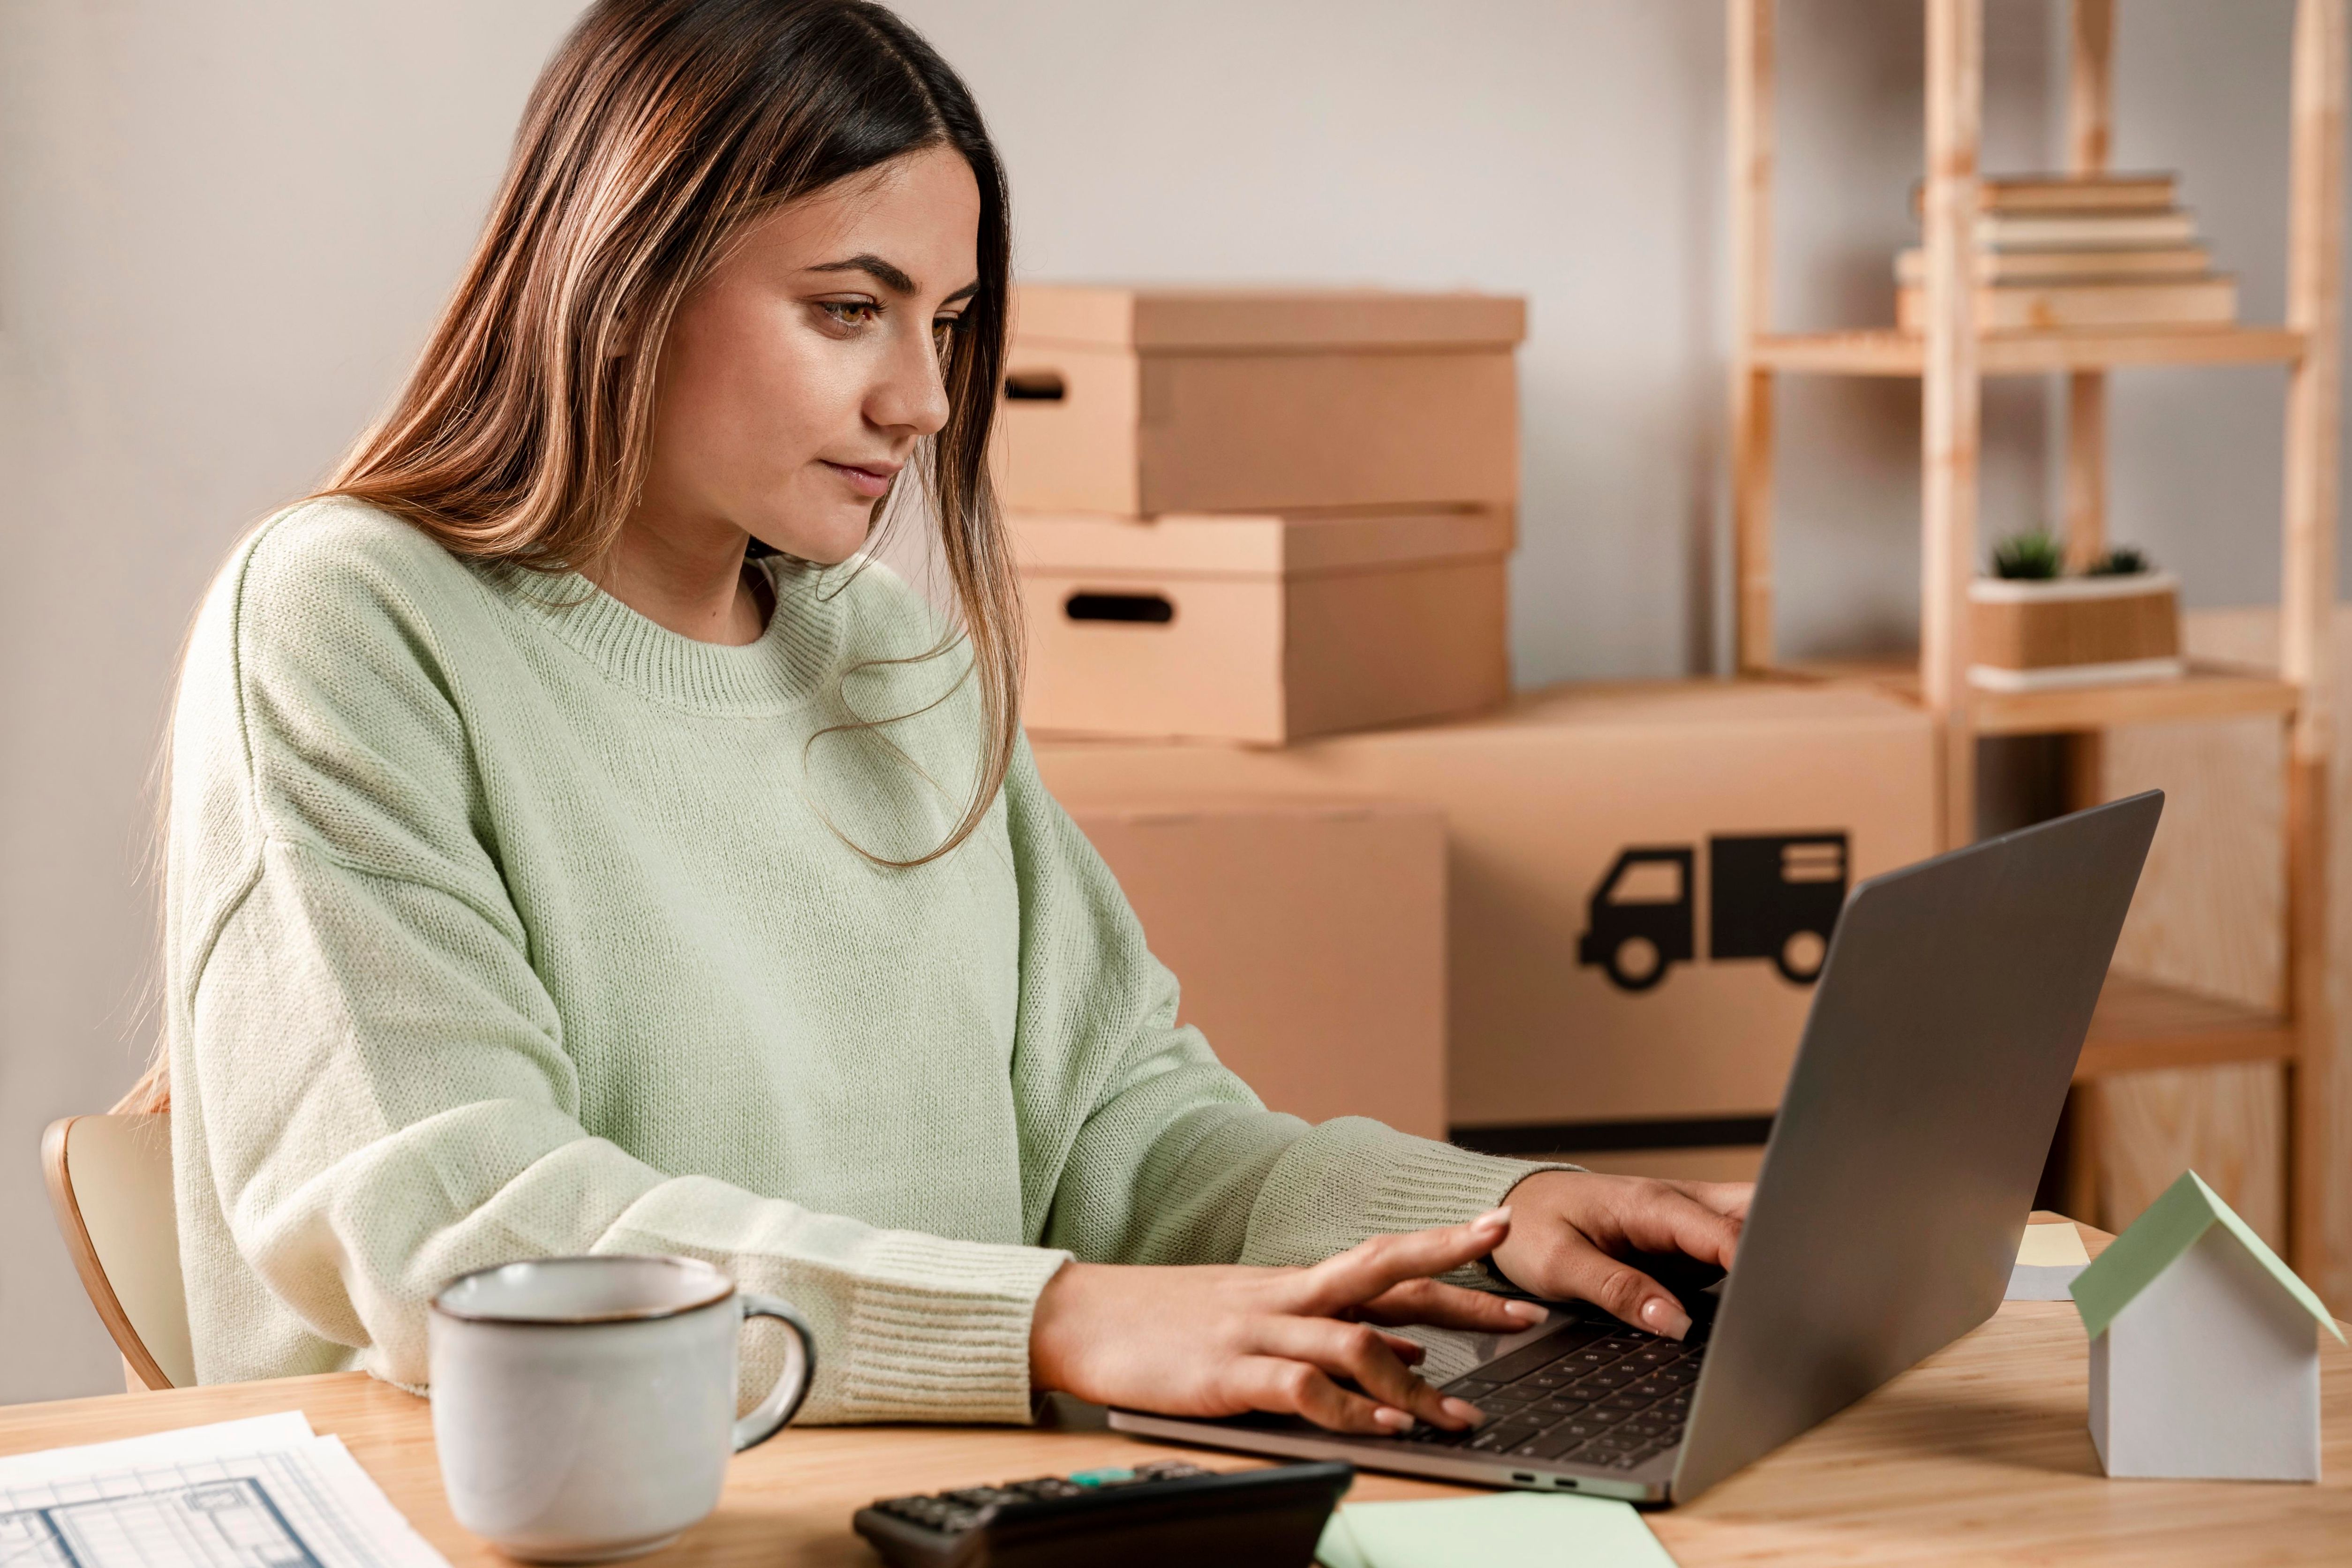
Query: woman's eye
933 315 962 350
817 301 882 329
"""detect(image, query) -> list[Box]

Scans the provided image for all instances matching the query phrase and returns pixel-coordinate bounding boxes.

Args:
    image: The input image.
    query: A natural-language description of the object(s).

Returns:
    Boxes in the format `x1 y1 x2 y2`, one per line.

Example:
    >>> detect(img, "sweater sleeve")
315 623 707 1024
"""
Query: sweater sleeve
169 521 1065 1424
1001 744 1569 1276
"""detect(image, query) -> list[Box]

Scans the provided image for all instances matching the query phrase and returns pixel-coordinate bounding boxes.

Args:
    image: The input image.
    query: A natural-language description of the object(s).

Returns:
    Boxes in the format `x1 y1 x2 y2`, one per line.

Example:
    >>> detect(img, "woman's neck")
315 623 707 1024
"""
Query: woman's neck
588 512 770 645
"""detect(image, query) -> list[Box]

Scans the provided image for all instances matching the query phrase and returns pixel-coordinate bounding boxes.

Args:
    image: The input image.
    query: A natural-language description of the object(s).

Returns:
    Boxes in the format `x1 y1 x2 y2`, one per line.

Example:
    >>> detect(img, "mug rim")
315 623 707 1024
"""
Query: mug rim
430 1253 737 1327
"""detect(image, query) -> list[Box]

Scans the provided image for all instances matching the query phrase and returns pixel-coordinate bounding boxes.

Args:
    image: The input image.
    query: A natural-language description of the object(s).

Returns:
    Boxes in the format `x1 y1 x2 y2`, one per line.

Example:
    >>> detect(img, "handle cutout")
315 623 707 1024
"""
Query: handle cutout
1064 591 1175 626
1003 370 1067 402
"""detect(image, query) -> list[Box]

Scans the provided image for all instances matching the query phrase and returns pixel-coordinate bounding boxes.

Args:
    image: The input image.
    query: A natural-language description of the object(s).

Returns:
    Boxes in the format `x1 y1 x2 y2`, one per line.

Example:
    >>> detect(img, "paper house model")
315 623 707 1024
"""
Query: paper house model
2072 1170 2343 1481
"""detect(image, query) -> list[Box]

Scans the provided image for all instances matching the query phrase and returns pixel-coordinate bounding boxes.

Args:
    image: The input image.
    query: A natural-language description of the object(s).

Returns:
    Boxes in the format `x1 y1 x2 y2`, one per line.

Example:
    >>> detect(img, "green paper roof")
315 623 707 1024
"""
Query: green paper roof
2070 1170 2344 1343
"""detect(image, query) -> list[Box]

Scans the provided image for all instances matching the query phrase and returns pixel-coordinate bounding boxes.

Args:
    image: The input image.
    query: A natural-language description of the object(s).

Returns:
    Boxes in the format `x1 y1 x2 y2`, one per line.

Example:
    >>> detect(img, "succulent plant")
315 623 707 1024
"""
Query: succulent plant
1990 531 2065 580
2085 544 2153 577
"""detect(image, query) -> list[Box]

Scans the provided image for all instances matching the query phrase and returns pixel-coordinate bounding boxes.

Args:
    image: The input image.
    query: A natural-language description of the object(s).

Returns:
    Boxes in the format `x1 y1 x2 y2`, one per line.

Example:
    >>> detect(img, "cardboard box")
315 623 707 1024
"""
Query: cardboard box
1035 680 1939 1131
996 286 1525 515
1014 508 1513 743
1064 797 1448 1138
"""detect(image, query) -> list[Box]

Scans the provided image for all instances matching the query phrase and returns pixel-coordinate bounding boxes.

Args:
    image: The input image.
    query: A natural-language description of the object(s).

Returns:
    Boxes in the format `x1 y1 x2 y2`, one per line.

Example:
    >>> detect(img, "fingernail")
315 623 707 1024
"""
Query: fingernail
1640 1298 1693 1341
1442 1397 1488 1426
1475 1206 1511 1227
1504 1300 1546 1324
1373 1406 1414 1432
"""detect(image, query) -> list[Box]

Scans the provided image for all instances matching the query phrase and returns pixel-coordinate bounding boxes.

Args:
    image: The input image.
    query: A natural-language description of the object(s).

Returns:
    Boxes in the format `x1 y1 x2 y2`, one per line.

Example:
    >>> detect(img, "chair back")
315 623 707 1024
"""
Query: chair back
42 1113 192 1390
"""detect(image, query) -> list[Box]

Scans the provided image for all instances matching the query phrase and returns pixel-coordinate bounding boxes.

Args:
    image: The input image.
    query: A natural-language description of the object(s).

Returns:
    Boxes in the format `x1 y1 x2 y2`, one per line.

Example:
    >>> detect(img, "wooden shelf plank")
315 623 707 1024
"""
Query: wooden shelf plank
1774 659 2298 734
1972 663 2299 734
1753 326 2308 377
2078 972 2295 1078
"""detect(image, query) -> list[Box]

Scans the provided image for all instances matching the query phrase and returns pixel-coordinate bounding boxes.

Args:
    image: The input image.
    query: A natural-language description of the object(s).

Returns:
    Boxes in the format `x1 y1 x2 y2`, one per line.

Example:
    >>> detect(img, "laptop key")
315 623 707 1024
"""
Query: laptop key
1473 1337 1584 1384
1469 1421 1546 1453
1443 1379 1500 1400
1521 1422 1606 1458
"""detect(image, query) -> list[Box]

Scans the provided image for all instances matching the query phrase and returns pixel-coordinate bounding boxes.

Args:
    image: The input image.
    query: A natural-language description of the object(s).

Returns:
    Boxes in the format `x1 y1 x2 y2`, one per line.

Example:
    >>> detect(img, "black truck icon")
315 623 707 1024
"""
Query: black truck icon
1576 832 1848 992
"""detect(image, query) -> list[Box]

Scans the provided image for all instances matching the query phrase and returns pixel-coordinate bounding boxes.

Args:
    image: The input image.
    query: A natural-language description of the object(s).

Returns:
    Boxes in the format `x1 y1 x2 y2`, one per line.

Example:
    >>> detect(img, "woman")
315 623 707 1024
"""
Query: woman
147 0 1747 1435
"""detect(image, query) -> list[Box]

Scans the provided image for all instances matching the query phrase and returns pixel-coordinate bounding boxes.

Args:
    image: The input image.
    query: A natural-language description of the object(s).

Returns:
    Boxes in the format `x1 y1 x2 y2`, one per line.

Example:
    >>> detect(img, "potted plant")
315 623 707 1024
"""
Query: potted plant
1967 532 2182 691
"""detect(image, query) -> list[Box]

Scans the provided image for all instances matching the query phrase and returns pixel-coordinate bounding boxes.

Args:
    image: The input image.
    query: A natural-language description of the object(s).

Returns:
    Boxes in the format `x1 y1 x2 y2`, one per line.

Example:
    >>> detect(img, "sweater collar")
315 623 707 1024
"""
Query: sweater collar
489 556 843 716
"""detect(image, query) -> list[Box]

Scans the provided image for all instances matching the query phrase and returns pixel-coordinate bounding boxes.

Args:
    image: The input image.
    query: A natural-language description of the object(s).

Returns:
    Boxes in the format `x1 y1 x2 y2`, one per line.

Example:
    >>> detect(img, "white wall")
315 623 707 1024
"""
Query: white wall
0 0 2337 1402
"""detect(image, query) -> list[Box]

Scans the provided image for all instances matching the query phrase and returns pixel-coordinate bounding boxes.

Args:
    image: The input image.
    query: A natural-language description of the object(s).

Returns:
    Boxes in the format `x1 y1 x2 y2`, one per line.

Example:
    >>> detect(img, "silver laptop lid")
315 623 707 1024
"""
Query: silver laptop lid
1672 791 2162 1501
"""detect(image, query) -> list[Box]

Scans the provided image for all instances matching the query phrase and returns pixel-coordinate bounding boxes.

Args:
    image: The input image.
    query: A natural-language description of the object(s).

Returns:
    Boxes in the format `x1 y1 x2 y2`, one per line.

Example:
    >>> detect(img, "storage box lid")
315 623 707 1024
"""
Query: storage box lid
1010 509 1514 579
1010 285 1527 352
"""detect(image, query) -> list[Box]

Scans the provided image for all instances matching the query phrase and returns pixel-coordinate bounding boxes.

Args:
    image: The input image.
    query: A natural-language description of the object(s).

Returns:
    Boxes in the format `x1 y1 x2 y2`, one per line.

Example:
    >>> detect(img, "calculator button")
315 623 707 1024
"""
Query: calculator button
1067 1468 1138 1487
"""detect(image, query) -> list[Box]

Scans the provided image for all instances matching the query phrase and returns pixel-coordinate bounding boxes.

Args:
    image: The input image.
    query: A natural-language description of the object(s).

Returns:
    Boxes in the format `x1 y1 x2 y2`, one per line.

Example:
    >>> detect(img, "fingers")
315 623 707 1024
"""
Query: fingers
1356 1277 1548 1334
1226 1356 1410 1436
1249 1319 1483 1432
1670 1179 1755 1224
1550 1247 1691 1341
1290 1208 1514 1316
1615 1186 1743 1272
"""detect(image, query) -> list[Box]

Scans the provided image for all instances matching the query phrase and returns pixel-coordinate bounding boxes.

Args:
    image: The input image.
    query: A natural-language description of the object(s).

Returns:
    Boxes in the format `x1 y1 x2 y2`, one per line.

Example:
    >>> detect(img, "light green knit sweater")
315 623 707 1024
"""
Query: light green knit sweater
165 498 1548 1423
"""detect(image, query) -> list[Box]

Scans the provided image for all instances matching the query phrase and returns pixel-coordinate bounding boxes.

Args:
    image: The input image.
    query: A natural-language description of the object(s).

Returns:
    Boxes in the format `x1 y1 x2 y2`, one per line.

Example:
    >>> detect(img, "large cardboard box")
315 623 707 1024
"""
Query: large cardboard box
1035 680 1938 1133
1065 797 1447 1138
1014 508 1512 743
995 286 1525 515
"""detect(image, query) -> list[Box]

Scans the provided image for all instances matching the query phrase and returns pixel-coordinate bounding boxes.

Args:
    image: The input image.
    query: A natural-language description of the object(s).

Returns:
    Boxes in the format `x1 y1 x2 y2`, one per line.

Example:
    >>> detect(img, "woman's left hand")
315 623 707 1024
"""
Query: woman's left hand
1486 1170 1753 1341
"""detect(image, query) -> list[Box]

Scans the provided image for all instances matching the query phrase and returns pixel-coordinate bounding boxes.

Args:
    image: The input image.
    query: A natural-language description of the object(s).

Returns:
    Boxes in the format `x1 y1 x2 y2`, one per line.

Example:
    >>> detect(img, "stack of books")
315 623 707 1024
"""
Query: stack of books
1895 173 2236 332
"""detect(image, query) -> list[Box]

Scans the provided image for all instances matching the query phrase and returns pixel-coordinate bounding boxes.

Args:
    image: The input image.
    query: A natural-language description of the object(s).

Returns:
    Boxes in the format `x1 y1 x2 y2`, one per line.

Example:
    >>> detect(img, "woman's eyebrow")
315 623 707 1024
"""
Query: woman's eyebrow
807 255 980 306
807 253 919 293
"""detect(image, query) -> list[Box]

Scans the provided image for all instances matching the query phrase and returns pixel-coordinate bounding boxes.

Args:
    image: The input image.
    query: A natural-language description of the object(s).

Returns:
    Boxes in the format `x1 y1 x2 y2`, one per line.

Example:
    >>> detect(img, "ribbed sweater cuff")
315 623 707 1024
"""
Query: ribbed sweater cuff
835 1235 1072 1425
1360 1139 1581 1239
1237 1117 1579 1282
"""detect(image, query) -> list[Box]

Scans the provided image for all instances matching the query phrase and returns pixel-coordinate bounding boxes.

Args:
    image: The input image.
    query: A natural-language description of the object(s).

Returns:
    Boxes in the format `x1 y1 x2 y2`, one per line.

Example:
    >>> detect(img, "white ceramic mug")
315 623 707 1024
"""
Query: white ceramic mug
428 1254 815 1563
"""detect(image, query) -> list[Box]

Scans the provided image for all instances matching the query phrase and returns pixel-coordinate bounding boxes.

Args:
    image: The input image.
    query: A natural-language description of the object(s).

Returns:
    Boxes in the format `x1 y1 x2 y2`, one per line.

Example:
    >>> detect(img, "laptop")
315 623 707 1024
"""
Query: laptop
1109 791 2163 1504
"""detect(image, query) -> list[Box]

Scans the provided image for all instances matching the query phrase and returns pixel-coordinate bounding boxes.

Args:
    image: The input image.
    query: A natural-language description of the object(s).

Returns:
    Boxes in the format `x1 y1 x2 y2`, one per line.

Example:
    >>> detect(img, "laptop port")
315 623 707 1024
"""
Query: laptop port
1512 1473 1536 1484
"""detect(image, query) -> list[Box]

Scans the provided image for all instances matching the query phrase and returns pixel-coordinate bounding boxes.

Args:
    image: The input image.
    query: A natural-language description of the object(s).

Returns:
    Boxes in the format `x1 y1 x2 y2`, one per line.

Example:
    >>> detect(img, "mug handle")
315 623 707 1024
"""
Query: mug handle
732 1294 818 1452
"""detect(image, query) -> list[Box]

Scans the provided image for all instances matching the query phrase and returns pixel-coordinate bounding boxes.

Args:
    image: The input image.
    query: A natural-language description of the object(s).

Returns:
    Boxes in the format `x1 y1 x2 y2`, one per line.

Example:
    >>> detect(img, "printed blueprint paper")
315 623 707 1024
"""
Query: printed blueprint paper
0 1413 448 1568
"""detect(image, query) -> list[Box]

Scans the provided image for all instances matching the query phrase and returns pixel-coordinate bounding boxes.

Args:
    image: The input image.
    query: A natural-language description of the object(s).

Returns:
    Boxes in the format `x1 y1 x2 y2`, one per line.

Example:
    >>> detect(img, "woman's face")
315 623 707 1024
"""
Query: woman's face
637 144 981 566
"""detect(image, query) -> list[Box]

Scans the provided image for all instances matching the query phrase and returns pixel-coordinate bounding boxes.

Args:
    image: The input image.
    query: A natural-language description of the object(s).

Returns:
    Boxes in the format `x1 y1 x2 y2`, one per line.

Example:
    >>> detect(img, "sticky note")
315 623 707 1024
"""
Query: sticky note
2007 1222 2092 1301
2017 1222 2092 1267
1316 1508 1371 1568
1319 1492 1678 1568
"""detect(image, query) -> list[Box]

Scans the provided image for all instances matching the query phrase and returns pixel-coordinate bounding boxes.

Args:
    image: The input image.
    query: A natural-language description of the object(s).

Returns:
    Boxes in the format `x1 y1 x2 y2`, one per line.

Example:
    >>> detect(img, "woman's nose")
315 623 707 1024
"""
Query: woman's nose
867 318 952 437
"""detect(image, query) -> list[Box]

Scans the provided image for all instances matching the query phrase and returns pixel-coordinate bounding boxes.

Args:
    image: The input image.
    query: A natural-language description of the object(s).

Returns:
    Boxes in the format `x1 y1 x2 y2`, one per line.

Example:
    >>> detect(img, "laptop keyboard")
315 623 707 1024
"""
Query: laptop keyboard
1396 1315 1709 1473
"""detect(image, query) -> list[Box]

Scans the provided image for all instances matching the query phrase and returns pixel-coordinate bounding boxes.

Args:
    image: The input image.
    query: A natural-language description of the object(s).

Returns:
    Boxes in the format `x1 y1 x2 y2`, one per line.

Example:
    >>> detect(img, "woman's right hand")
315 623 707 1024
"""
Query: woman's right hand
1028 1208 1545 1435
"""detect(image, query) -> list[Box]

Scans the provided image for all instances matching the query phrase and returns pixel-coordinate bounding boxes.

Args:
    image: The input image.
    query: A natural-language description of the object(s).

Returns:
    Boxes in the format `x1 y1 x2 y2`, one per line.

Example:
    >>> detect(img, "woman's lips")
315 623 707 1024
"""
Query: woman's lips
822 460 897 499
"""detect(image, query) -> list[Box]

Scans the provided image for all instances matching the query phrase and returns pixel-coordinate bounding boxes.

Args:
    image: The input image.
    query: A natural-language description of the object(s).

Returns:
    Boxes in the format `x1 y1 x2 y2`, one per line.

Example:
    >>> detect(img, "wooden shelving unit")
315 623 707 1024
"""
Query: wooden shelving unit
1727 0 2343 1273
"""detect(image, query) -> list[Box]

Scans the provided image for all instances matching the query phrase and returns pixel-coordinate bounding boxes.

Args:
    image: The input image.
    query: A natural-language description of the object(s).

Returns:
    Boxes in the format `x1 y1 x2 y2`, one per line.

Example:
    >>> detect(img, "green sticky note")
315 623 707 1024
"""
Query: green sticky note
1332 1492 1678 1568
1315 1508 1371 1568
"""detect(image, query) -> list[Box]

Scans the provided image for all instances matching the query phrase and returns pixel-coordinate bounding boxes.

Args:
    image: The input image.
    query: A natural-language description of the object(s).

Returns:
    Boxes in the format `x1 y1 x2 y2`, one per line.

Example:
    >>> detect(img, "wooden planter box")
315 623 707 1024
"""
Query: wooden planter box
1967 573 2183 692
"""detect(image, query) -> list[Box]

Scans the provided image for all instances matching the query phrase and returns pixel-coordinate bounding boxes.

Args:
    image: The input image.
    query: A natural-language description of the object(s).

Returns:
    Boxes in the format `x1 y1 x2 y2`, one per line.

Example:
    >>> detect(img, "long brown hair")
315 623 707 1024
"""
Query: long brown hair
119 0 1018 1114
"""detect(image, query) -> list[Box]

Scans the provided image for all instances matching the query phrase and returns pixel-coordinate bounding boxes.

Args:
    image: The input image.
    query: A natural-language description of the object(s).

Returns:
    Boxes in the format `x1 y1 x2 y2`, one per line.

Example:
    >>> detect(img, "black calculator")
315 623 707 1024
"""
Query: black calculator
852 1457 1353 1568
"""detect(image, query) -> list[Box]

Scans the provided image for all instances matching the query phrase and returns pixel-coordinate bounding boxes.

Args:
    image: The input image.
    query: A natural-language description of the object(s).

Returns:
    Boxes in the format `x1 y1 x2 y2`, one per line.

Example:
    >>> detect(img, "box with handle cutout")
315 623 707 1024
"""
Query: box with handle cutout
1012 507 1512 743
994 285 1525 516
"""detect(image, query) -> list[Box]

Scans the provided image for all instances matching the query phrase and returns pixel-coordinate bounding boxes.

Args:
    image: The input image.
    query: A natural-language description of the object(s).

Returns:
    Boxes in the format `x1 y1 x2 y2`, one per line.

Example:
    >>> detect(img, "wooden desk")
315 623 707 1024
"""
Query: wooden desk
3 1217 2346 1564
